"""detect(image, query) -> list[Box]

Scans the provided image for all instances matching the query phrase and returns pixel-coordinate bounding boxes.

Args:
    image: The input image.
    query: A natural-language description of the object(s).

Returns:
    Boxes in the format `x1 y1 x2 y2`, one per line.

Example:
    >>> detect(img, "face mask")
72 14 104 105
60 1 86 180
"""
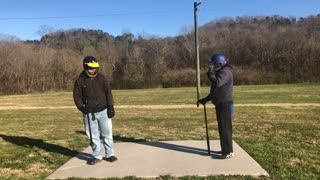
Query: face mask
85 68 98 78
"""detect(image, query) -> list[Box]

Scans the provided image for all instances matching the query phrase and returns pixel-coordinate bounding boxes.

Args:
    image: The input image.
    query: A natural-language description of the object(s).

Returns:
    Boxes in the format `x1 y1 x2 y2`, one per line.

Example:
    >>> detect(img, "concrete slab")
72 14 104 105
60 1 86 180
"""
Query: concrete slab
47 140 269 179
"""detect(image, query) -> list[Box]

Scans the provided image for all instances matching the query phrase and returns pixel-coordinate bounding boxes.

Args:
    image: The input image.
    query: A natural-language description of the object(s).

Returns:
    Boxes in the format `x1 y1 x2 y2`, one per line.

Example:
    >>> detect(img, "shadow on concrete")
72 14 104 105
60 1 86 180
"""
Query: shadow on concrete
75 133 221 158
75 151 92 161
113 135 222 158
136 141 220 157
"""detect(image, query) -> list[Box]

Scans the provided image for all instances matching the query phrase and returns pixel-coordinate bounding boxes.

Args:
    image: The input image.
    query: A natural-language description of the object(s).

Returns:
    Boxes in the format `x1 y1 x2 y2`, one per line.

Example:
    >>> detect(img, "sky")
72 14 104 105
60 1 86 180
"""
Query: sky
0 0 319 41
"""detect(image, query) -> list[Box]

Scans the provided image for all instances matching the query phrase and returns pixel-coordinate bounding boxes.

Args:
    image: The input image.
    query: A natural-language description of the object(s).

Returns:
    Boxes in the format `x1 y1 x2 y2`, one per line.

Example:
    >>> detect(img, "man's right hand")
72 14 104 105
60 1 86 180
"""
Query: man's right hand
207 69 216 80
198 95 212 105
80 105 89 114
198 98 208 105
107 105 115 118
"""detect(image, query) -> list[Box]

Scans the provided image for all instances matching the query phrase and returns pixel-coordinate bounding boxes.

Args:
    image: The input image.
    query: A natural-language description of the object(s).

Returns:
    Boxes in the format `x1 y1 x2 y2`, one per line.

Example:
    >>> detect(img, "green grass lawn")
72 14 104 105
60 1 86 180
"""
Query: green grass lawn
0 83 319 179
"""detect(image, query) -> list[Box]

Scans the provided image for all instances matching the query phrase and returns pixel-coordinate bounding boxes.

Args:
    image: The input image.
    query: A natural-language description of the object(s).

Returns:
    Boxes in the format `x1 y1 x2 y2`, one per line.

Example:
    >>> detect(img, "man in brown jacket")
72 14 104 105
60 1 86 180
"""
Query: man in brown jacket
73 56 117 165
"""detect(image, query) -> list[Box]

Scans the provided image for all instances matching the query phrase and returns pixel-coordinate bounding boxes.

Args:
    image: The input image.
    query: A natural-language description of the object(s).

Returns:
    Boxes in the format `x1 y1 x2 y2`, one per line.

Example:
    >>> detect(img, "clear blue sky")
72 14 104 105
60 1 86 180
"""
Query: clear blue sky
0 0 319 40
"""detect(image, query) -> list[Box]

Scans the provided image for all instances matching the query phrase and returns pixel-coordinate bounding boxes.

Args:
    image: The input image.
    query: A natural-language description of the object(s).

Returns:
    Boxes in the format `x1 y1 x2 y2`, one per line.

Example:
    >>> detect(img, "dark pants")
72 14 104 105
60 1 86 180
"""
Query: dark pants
215 103 234 154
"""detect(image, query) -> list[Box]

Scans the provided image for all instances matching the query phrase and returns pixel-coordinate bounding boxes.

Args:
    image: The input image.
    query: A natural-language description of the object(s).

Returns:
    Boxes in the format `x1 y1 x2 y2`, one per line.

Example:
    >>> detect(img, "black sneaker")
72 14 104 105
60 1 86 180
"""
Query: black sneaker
213 150 223 154
220 152 234 159
88 158 102 165
105 156 118 162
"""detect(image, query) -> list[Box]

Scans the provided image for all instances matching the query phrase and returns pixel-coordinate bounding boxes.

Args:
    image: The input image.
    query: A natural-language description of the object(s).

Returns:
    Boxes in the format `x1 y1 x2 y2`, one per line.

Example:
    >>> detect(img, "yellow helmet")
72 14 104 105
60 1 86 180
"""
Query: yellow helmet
83 56 100 69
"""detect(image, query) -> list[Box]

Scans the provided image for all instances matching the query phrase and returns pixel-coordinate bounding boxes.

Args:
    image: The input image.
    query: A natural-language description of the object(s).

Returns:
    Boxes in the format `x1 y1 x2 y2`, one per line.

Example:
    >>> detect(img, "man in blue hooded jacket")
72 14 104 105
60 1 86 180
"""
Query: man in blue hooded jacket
198 53 234 159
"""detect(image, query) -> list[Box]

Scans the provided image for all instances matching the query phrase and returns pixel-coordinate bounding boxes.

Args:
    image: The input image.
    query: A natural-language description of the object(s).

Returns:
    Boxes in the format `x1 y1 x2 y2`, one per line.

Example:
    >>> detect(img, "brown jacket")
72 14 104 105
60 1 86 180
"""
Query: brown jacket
73 71 114 113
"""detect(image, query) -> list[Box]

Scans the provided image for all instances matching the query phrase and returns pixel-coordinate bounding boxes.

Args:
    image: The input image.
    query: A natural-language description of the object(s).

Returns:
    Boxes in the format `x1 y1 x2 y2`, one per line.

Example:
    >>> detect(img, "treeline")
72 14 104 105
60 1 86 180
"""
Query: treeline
1 15 320 95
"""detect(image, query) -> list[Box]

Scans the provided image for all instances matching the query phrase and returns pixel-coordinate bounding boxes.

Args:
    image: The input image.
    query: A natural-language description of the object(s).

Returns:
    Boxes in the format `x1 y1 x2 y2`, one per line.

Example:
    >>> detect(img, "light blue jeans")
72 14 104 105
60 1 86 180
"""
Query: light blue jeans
83 108 115 159
230 104 234 120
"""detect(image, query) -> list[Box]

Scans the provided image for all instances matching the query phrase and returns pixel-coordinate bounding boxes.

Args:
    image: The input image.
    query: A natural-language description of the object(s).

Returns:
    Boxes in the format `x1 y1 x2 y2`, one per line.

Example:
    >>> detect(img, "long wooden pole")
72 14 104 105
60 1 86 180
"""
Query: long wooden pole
194 1 201 107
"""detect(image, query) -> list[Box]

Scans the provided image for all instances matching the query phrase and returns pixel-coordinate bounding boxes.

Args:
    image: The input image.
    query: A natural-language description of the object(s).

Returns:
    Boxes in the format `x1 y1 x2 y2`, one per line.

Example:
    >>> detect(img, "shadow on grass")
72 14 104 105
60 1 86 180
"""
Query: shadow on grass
113 135 147 142
0 134 78 158
76 131 147 142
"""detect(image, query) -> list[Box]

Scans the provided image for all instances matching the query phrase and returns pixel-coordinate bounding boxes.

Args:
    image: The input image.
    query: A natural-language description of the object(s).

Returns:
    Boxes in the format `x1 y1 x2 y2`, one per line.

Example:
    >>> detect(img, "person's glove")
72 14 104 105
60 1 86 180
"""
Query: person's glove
207 70 216 81
198 95 211 105
198 98 207 105
107 105 115 118
80 105 89 114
